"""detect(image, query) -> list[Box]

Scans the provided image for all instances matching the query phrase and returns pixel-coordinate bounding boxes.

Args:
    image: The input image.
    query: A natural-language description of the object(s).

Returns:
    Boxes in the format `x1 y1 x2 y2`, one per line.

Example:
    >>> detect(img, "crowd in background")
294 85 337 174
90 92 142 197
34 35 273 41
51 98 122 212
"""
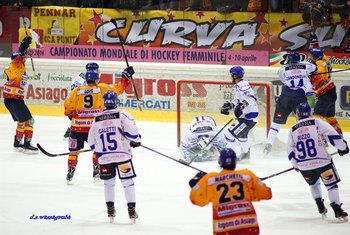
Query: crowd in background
0 0 349 15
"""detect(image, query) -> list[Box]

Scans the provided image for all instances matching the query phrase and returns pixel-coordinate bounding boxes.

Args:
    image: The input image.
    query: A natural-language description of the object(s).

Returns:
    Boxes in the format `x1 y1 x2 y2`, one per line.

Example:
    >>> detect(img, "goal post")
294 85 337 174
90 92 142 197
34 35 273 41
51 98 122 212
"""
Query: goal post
176 80 272 147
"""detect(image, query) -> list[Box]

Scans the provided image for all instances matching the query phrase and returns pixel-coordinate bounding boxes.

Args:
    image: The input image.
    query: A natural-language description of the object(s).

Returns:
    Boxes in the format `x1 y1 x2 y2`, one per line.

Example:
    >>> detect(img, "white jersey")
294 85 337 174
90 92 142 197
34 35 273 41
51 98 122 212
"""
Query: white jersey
231 80 259 122
88 109 141 165
278 61 316 96
180 116 226 161
70 72 87 91
287 117 347 171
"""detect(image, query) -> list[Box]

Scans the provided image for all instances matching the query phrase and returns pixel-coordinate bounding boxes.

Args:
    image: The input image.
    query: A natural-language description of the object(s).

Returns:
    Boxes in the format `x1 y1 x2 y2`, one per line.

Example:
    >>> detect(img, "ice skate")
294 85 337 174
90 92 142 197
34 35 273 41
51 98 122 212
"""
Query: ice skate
66 166 76 184
127 202 138 224
264 143 272 155
238 149 250 161
23 139 38 154
315 198 327 219
93 164 100 182
106 201 115 223
330 202 348 222
13 136 24 151
63 127 70 139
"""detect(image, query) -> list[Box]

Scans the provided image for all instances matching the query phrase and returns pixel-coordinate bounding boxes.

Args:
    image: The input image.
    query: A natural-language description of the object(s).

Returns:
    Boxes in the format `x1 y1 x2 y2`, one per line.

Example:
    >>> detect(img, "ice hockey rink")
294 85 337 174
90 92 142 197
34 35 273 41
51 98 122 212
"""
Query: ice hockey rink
0 114 349 235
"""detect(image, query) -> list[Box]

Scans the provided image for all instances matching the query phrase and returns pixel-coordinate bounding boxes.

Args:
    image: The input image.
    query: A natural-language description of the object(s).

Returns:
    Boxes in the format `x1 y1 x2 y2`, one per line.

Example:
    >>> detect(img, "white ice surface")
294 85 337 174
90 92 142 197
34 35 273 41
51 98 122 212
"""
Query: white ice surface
0 114 349 235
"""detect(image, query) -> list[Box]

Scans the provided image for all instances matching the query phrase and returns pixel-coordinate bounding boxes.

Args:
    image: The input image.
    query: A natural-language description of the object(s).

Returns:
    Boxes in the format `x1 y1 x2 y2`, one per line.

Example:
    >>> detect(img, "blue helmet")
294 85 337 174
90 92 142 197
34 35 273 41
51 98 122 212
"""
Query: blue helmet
229 66 244 79
296 102 311 119
287 52 301 64
218 148 237 169
103 90 119 108
86 62 99 71
309 48 324 60
85 70 99 83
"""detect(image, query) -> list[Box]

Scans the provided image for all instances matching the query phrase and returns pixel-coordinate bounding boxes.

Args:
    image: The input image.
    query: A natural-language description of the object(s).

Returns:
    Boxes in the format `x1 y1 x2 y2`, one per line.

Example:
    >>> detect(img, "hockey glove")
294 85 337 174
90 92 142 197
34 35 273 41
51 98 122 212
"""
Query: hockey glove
234 103 244 118
188 171 207 188
19 36 32 55
338 140 349 156
220 101 234 115
130 141 141 148
122 66 135 80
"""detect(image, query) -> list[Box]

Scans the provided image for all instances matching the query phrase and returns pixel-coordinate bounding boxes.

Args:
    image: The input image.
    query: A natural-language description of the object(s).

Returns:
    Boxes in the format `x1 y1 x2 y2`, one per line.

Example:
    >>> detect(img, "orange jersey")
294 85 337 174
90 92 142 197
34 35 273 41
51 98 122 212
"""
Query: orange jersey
190 169 272 235
2 55 27 99
64 78 129 133
310 55 335 97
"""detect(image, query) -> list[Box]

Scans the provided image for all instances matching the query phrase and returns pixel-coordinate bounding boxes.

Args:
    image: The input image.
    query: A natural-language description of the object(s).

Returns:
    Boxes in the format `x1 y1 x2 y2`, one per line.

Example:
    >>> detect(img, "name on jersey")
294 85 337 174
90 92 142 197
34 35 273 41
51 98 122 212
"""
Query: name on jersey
77 88 101 95
217 202 252 217
95 113 120 122
297 133 311 141
285 64 306 70
98 126 116 134
292 119 315 132
214 173 244 183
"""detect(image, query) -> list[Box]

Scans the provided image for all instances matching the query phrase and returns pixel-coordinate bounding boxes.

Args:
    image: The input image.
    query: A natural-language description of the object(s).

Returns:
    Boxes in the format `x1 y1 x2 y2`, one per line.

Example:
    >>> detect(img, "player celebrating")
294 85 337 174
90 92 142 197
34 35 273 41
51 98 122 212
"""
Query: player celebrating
264 52 317 154
309 48 343 136
189 148 272 235
3 36 38 152
88 91 141 223
220 66 258 160
63 62 98 138
287 102 349 221
64 66 134 183
180 116 226 163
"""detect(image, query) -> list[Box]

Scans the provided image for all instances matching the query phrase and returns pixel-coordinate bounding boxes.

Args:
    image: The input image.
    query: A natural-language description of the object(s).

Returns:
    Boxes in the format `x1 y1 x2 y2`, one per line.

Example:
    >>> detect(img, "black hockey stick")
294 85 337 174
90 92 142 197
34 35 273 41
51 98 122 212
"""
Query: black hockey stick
37 144 93 157
188 118 233 164
110 18 142 111
117 128 205 172
20 7 36 77
312 67 350 76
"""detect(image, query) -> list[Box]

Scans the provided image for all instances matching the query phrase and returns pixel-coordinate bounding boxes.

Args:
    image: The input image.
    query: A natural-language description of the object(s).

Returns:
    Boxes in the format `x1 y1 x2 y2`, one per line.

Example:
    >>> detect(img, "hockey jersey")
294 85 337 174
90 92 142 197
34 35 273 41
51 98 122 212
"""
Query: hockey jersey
190 169 272 235
310 55 334 97
88 109 141 164
231 80 259 122
2 54 28 99
64 79 129 133
287 117 347 171
278 61 316 97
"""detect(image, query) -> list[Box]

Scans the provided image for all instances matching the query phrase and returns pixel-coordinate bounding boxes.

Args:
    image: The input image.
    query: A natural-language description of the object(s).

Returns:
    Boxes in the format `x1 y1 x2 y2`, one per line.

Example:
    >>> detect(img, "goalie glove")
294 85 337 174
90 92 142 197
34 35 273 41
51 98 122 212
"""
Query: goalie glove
188 171 207 188
338 140 349 156
198 136 212 150
220 101 234 115
122 66 135 80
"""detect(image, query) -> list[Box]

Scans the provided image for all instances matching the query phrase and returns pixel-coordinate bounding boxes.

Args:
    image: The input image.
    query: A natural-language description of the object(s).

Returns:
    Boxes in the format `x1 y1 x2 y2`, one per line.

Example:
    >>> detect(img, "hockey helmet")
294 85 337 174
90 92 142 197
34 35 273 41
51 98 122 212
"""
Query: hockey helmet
103 90 119 108
218 148 237 169
309 48 324 61
86 62 99 71
296 102 311 119
287 52 301 64
229 66 244 79
85 70 99 83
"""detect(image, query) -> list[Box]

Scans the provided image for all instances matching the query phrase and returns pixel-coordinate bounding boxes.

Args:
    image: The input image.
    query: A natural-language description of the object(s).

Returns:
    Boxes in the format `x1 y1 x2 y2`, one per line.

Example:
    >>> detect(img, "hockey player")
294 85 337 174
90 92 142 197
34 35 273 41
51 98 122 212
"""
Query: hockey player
309 48 343 136
3 36 38 152
88 90 141 223
180 116 226 163
64 66 134 183
287 102 349 221
220 66 258 160
189 148 272 235
63 62 98 138
264 52 317 154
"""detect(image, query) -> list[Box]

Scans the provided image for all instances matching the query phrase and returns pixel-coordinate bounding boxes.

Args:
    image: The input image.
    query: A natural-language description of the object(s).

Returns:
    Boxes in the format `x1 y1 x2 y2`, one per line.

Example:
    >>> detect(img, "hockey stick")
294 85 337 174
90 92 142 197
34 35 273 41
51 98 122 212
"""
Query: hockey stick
37 144 93 157
20 8 36 77
260 152 339 181
110 18 142 111
312 67 350 75
188 118 233 164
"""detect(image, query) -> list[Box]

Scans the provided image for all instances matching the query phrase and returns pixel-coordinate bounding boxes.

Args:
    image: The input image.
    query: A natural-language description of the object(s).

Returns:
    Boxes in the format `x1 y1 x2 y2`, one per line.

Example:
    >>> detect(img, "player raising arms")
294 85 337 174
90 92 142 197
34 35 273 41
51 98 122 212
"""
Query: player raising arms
88 91 141 223
220 66 259 160
287 102 349 222
189 148 272 235
264 52 317 154
64 66 134 183
3 36 38 152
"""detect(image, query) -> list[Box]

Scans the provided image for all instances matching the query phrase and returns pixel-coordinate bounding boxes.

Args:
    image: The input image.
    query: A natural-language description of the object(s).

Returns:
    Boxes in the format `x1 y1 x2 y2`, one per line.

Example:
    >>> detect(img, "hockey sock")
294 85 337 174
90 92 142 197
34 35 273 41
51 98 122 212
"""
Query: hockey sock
310 179 322 200
68 154 78 168
16 122 25 140
238 137 250 153
104 178 116 202
327 184 340 205
266 122 282 145
23 118 34 139
324 117 343 136
92 152 98 165
122 179 136 203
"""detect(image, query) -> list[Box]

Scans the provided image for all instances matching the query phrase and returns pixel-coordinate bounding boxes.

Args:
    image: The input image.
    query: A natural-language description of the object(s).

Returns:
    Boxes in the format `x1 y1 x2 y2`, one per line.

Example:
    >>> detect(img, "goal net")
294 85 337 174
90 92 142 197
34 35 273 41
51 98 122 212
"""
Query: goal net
176 80 273 147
